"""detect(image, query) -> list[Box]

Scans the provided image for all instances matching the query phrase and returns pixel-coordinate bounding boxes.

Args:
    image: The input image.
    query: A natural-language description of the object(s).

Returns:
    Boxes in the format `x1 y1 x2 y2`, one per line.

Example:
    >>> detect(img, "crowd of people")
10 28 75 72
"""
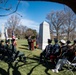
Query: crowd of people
39 38 76 73
0 37 76 73
0 39 26 63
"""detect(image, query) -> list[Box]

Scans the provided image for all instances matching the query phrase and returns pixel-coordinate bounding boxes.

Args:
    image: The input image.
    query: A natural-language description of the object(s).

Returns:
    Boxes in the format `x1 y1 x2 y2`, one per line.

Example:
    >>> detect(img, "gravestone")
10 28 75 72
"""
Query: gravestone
39 21 51 50
1 24 5 39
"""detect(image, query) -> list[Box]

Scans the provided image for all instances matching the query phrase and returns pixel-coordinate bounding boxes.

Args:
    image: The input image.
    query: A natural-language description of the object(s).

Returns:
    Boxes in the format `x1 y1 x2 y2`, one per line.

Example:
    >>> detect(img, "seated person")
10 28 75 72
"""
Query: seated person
39 39 52 62
59 39 67 58
4 39 12 57
0 40 6 59
73 39 76 52
72 39 76 61
52 41 75 73
50 38 60 63
10 39 26 61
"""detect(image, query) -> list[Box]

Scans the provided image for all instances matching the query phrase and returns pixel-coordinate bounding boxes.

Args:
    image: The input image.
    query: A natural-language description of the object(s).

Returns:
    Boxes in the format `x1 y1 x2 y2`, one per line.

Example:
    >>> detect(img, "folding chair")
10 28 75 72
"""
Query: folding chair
65 56 76 75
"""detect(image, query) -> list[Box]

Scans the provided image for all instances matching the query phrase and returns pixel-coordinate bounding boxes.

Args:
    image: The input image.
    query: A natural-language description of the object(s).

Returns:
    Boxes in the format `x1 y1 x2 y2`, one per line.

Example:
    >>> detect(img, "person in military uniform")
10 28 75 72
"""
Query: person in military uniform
4 39 12 58
0 40 6 59
52 41 76 73
39 39 52 62
72 39 76 56
66 40 71 49
50 38 60 63
10 39 26 62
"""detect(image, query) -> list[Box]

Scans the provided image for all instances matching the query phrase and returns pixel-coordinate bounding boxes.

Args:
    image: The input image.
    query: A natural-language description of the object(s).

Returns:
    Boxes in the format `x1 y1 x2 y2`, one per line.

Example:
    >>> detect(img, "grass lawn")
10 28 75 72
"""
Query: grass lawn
0 39 76 75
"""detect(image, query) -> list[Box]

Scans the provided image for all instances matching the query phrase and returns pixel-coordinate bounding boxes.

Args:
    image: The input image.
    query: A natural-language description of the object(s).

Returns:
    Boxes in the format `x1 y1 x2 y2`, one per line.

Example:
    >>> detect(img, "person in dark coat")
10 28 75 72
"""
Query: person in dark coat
0 40 6 59
27 36 32 50
39 39 52 62
50 38 60 63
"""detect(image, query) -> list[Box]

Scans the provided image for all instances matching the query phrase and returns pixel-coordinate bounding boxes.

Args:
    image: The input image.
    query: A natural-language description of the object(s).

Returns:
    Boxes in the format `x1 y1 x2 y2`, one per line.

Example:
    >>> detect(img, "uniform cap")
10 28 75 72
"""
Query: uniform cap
74 39 76 43
48 39 52 43
60 39 66 44
54 38 58 43
66 40 71 44
1 40 4 43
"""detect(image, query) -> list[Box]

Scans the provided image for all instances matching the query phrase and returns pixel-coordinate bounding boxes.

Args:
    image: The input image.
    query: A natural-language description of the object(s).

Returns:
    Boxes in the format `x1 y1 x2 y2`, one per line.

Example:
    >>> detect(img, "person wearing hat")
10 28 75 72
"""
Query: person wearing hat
50 38 60 63
73 39 76 49
59 39 67 57
27 36 32 50
10 39 26 61
0 40 6 59
39 39 52 63
11 39 17 47
66 40 71 45
72 39 76 56
52 40 75 73
4 39 12 57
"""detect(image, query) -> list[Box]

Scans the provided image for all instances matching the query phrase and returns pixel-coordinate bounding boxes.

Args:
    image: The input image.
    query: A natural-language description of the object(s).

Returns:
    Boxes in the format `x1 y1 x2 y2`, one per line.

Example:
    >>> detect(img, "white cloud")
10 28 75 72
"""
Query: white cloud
0 19 7 31
21 19 39 32
0 18 40 32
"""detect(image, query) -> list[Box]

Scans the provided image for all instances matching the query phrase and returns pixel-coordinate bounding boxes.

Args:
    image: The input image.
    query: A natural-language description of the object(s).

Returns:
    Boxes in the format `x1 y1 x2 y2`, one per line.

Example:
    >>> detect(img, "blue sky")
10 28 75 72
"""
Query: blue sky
0 0 65 32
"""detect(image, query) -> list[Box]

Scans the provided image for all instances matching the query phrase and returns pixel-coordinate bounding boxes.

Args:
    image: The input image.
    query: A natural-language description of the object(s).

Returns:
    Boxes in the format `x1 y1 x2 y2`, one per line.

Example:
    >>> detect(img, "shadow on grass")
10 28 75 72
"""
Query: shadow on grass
19 47 28 50
27 63 40 75
21 44 28 47
0 68 8 75
27 55 55 75
44 62 55 75
27 55 40 62
45 68 51 75
7 62 26 75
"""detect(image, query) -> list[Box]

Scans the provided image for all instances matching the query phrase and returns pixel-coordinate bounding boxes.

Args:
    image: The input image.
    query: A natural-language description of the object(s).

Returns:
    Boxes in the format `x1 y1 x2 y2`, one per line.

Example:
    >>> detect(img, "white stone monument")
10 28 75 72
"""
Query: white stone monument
1 24 5 39
4 27 8 40
39 21 51 50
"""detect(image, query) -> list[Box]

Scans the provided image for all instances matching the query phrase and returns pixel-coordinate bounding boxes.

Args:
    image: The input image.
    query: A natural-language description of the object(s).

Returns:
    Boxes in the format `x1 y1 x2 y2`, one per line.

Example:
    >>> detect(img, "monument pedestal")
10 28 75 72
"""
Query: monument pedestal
1 24 5 39
39 21 51 50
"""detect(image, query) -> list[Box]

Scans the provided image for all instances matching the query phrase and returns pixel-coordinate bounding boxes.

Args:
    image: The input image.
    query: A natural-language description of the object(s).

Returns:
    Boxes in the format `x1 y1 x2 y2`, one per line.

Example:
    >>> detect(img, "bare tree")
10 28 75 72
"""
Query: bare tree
0 0 22 17
46 10 65 39
6 15 21 37
16 25 27 39
7 15 20 31
64 7 76 40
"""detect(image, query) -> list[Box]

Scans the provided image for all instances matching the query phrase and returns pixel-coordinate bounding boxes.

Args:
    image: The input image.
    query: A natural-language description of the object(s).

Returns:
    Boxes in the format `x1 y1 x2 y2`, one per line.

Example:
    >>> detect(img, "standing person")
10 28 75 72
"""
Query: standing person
10 39 17 54
12 31 17 47
27 36 32 50
36 35 39 48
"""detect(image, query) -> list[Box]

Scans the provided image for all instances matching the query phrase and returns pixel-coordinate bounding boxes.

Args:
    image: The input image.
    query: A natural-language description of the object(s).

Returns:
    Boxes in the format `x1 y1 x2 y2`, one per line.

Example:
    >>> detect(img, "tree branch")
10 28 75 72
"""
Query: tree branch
0 0 21 17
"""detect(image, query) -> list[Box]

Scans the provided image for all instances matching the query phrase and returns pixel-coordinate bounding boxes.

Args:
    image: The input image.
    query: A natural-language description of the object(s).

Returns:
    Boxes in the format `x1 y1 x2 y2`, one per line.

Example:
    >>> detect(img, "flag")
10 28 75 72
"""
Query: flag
4 27 8 40
12 31 16 39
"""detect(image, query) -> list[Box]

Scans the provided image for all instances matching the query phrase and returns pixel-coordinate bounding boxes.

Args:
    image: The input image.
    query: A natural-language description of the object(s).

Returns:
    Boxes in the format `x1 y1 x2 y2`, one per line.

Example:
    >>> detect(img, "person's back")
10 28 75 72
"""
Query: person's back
73 39 76 52
52 44 60 56
39 39 52 62
0 40 5 52
64 44 75 62
28 36 32 43
45 43 53 57
52 39 60 56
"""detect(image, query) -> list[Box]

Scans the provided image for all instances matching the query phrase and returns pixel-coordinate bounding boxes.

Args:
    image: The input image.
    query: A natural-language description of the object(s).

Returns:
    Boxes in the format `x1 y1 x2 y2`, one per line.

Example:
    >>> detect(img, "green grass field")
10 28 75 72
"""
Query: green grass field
0 39 76 75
